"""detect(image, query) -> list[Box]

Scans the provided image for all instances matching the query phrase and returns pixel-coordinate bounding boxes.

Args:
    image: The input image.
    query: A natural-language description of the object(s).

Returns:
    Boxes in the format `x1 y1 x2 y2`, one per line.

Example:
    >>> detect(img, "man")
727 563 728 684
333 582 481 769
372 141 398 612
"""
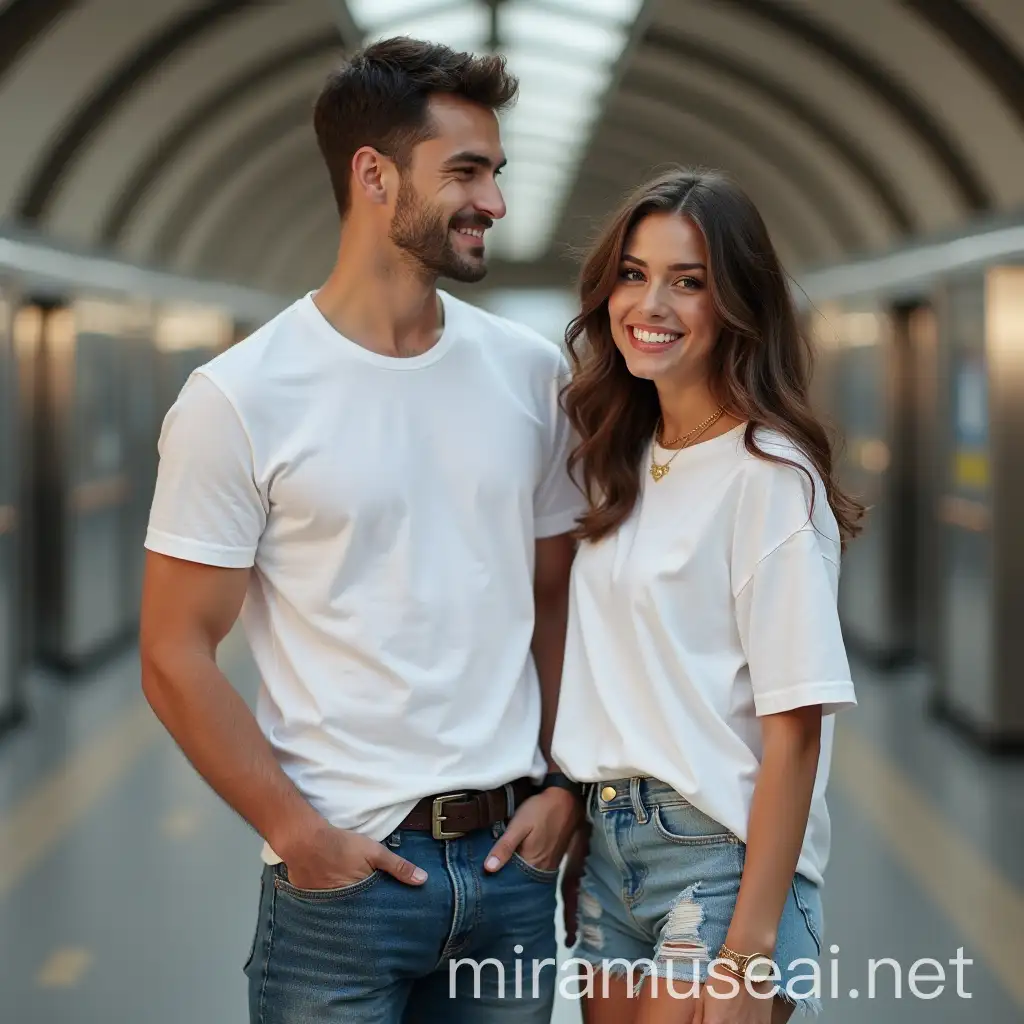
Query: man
140 37 584 1023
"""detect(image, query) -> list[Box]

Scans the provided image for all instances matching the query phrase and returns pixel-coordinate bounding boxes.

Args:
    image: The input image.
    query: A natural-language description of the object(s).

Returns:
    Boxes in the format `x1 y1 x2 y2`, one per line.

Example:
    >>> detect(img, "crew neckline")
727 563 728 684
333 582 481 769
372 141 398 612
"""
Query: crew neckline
651 420 747 461
300 289 458 370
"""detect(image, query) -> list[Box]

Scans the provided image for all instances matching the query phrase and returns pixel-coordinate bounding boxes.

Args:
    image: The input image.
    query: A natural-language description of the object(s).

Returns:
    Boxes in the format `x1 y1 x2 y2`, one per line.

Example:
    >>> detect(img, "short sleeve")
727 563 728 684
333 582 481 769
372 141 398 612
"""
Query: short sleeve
533 353 587 538
145 372 266 568
735 527 857 717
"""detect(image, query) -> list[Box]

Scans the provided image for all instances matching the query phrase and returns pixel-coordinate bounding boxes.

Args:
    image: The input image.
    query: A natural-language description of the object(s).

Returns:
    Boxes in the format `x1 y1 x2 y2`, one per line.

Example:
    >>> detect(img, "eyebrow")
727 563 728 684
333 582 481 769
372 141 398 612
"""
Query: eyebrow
622 254 706 272
443 151 507 172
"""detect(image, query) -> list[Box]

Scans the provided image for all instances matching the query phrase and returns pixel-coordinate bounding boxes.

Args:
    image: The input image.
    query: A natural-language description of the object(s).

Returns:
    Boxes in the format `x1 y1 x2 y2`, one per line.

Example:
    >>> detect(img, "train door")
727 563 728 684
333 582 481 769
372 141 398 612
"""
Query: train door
32 299 134 670
932 268 1024 746
120 307 158 629
830 304 915 666
0 286 24 731
900 303 940 675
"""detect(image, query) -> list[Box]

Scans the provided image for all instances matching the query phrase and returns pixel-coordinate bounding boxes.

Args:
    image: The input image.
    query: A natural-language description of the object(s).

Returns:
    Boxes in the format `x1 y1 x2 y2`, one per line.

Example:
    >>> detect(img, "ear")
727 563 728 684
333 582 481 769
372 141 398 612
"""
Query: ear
350 146 393 206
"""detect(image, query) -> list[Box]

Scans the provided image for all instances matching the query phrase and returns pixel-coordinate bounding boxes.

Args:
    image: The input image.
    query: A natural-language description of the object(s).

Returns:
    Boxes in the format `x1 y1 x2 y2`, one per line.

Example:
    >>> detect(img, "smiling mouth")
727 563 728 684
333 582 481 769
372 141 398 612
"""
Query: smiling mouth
629 325 682 345
453 226 486 242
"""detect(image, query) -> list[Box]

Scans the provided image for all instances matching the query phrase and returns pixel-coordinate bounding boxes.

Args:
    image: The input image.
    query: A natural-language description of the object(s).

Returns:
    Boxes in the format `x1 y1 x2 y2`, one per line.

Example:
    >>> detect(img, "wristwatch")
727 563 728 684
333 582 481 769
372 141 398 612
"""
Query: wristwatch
717 944 776 983
542 771 584 799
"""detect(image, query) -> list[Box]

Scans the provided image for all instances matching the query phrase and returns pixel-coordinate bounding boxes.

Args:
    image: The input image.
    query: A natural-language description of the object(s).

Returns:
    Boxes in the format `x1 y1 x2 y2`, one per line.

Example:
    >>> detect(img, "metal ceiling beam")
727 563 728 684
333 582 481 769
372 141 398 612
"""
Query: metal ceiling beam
901 0 1024 131
325 0 363 44
610 67 869 252
195 146 328 277
16 0 255 224
149 96 318 265
640 24 914 236
716 0 990 214
0 0 74 88
101 31 343 245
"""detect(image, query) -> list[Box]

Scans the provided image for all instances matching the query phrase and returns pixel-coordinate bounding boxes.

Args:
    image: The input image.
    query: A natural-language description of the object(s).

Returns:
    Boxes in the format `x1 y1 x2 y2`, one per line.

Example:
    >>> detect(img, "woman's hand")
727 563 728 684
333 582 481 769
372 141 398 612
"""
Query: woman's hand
561 822 590 946
695 968 776 1023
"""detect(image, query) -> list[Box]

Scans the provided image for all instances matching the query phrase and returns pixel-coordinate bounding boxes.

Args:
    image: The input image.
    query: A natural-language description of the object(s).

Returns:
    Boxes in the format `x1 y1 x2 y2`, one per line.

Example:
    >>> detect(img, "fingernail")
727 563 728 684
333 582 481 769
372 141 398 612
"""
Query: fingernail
485 857 499 871
413 868 427 882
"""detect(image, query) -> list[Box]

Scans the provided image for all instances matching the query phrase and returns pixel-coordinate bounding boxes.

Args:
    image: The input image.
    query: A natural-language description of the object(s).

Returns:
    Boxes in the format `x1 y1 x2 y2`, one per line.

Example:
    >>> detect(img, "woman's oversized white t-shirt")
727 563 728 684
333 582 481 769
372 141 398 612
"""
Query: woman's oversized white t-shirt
551 425 856 886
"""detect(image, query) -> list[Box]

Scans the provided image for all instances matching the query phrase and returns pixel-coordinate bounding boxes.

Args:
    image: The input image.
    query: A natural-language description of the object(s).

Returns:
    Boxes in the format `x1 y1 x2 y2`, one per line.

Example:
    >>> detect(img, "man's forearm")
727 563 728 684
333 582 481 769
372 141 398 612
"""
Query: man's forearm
141 647 323 858
532 590 570 769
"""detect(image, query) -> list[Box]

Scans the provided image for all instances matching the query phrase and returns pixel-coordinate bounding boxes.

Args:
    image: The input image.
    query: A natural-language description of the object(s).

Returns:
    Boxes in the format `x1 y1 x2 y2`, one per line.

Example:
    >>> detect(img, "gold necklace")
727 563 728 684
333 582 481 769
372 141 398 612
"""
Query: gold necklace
649 406 725 482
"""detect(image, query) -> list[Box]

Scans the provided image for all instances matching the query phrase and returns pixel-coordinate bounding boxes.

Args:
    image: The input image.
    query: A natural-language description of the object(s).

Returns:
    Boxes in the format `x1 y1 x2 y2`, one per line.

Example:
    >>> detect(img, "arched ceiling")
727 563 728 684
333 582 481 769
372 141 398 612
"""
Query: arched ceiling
1 0 1023 299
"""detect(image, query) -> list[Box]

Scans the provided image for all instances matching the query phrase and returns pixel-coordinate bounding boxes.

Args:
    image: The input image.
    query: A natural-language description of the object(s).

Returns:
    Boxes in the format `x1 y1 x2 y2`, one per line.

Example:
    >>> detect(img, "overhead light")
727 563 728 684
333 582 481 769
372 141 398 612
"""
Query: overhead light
347 0 447 24
346 0 644 261
349 0 488 50
543 0 647 17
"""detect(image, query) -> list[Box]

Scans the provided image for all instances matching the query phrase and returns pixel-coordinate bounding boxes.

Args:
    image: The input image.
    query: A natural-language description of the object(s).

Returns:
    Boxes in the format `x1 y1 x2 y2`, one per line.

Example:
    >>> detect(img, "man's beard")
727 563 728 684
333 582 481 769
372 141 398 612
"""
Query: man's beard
389 177 489 283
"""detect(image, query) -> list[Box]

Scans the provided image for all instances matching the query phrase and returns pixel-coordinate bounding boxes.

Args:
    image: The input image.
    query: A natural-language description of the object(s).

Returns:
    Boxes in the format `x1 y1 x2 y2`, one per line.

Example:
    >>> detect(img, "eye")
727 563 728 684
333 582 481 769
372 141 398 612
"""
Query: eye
676 276 703 290
618 267 645 282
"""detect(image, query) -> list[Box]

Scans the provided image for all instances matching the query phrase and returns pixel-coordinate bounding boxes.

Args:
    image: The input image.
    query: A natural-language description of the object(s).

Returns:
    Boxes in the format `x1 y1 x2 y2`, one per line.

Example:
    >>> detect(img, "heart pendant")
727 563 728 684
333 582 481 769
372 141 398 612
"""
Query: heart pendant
650 463 669 482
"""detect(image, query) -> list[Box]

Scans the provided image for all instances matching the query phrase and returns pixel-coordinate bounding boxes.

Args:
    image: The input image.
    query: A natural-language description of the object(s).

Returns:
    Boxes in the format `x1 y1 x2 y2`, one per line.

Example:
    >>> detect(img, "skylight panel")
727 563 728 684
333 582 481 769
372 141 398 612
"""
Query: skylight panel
501 3 623 62
349 1 488 50
543 0 646 19
346 0 446 27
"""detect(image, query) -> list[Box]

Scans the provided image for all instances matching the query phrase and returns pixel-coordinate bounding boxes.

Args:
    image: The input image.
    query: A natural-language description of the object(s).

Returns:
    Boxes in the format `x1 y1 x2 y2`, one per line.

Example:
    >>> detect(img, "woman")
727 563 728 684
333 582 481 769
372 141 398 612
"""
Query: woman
551 168 863 1023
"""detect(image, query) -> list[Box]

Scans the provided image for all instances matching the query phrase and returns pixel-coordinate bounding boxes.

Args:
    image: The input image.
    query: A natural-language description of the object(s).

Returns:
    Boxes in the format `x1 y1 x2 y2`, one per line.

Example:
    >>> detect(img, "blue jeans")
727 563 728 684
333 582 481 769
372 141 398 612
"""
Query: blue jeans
244 821 559 1022
574 777 824 1014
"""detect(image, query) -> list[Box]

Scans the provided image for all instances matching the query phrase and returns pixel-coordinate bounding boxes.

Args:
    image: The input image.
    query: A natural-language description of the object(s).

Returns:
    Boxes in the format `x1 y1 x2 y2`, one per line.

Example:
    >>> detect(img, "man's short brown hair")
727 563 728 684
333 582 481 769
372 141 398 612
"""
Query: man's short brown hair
313 37 519 218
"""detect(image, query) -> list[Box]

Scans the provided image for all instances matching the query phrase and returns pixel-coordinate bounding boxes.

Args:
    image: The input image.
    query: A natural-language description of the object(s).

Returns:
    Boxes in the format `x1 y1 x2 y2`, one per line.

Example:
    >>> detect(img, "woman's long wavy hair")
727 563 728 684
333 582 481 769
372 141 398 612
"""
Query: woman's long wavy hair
561 167 865 546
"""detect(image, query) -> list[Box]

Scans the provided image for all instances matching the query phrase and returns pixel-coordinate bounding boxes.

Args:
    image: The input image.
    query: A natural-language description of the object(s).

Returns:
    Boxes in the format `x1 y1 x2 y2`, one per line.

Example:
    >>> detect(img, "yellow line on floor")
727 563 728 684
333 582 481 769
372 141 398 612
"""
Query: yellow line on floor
832 724 1024 1007
36 947 94 988
0 629 254 897
0 698 161 898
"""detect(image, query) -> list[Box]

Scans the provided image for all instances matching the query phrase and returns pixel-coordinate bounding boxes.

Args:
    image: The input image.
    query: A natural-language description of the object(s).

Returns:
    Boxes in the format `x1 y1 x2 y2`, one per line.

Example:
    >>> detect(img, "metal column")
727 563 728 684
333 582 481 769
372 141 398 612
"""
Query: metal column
32 300 134 670
816 302 917 666
0 287 25 732
933 267 1024 747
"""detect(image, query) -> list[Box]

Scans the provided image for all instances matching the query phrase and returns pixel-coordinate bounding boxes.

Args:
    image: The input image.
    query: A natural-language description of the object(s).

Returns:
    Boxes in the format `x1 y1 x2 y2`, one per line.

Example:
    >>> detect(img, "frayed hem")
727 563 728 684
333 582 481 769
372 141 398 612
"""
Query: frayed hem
635 962 825 1013
631 961 703 998
559 954 823 1013
775 990 824 1017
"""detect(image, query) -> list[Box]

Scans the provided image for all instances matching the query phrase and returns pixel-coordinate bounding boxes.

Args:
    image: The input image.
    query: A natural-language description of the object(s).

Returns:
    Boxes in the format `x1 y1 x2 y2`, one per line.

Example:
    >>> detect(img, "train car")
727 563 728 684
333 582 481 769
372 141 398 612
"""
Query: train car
0 229 284 687
0 282 23 732
799 218 1024 748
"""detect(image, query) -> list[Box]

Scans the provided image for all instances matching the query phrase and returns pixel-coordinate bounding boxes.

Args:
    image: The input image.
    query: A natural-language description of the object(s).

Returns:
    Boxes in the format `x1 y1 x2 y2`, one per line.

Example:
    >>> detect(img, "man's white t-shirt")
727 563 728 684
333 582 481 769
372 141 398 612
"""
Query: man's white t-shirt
145 290 584 861
551 424 856 887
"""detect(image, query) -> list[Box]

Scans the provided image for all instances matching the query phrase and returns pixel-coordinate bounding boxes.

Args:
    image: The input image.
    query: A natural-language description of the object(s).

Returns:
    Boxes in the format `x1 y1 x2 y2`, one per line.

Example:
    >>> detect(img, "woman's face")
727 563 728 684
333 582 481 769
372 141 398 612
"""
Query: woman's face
606 211 720 386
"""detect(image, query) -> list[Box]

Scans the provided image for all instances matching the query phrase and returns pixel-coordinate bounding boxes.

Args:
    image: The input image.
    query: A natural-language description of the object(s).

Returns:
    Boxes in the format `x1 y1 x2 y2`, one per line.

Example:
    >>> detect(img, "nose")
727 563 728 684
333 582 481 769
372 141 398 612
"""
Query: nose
636 279 671 320
477 175 506 221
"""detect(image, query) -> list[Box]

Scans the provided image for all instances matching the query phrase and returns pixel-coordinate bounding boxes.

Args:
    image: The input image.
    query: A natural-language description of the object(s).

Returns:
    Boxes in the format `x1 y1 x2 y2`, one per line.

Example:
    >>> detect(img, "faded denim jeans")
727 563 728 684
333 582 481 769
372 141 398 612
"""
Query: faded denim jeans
244 822 559 1023
573 776 825 1014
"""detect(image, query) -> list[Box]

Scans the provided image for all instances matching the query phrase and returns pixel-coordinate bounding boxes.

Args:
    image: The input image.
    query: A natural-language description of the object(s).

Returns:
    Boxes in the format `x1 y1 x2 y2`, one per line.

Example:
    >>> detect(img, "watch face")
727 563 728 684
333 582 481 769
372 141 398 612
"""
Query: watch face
747 958 775 983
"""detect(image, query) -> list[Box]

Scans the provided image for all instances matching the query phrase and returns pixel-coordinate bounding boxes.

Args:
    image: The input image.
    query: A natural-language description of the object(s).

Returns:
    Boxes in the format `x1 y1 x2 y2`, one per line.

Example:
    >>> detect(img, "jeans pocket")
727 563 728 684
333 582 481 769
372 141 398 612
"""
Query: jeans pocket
272 863 382 902
791 874 824 955
511 851 561 883
242 870 265 972
651 804 739 846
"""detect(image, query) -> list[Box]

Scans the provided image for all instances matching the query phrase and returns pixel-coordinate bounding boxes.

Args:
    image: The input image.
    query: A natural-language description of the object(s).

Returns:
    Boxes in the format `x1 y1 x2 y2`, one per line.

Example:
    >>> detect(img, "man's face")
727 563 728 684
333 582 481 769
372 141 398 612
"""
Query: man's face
388 94 507 282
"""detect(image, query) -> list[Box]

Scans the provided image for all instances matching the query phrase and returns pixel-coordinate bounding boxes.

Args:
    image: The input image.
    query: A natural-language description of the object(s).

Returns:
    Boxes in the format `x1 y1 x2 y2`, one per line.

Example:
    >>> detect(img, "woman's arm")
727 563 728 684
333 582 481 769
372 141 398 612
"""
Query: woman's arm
723 704 822 957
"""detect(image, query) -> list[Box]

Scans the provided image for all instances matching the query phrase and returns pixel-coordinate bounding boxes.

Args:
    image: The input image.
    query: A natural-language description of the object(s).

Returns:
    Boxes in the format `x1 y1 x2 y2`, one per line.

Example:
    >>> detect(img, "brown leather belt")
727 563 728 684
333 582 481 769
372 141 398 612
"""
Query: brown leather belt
399 778 537 840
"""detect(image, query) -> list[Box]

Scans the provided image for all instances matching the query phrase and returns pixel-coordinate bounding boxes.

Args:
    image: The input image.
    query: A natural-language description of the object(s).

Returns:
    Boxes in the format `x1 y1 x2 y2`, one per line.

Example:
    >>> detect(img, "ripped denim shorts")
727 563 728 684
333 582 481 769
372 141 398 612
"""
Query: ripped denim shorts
573 777 824 1015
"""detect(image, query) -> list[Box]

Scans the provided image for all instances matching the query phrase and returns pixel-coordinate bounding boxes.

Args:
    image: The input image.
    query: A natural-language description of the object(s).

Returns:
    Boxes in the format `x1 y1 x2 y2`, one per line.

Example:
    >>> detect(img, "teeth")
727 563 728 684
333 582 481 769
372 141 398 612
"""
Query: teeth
632 326 681 344
457 228 485 238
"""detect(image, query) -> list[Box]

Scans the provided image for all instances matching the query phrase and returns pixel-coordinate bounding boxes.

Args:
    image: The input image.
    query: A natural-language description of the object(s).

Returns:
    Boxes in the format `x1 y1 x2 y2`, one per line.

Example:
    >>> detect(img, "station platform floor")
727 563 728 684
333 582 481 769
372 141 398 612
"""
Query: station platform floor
1 626 1022 1023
